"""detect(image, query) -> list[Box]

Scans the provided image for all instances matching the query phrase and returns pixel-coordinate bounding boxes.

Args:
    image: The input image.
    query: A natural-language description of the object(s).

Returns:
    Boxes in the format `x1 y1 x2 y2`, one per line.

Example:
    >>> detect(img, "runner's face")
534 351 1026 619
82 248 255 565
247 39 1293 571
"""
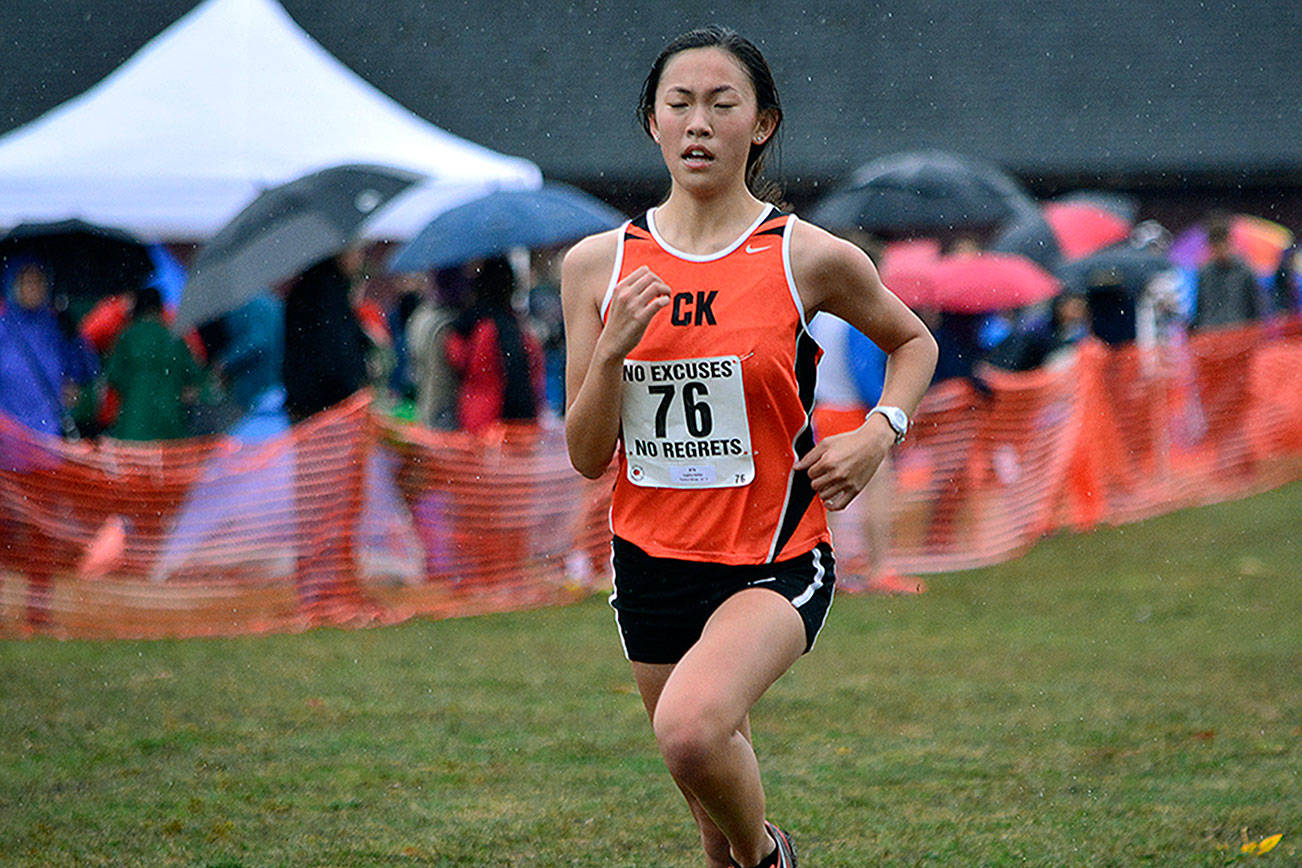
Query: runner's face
649 47 774 193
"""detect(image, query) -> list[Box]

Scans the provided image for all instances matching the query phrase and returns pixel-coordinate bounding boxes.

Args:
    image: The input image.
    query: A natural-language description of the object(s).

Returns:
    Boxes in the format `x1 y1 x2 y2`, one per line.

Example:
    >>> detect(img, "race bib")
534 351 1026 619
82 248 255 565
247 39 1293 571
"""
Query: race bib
620 355 754 489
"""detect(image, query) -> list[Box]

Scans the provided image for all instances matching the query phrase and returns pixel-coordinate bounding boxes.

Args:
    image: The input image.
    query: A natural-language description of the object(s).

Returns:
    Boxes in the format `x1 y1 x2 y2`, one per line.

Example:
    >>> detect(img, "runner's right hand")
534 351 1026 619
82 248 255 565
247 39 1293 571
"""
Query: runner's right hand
599 266 671 358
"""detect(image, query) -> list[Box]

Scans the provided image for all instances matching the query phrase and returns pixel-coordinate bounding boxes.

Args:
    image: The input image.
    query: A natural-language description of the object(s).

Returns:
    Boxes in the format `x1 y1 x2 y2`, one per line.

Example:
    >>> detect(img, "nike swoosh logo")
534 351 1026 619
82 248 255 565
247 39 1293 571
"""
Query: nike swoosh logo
745 244 770 254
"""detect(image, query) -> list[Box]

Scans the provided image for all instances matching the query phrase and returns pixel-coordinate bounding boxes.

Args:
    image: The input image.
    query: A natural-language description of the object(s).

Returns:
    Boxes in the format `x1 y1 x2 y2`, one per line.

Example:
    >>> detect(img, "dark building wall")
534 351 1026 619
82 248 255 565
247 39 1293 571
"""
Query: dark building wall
3 0 1300 225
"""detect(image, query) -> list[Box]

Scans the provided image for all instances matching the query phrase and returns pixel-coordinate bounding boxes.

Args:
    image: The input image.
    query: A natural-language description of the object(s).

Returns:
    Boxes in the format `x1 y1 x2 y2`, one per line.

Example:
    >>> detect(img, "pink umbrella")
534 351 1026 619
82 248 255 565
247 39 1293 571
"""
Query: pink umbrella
926 252 1061 313
1043 200 1132 260
880 239 942 309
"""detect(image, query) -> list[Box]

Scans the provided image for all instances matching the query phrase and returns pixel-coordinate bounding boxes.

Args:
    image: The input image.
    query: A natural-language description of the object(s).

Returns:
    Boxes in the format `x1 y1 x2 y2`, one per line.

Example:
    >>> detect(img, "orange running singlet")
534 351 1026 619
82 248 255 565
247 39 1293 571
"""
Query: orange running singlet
602 205 830 565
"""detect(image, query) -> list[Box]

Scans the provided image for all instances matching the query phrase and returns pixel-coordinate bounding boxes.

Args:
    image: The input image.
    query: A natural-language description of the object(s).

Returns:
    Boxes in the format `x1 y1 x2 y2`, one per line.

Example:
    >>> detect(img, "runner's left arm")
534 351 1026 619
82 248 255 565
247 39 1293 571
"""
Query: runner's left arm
790 221 938 511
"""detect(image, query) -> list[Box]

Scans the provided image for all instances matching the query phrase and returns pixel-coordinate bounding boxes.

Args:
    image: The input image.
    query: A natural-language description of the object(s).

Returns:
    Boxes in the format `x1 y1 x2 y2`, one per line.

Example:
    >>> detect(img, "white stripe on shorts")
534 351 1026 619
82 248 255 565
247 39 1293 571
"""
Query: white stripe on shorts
790 547 825 608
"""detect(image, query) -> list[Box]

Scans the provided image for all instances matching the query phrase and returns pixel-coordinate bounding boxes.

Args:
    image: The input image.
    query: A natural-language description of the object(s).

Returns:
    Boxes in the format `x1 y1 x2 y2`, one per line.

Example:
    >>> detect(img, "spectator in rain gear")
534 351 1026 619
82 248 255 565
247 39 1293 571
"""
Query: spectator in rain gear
405 266 470 430
527 249 568 414
386 279 426 405
1191 217 1263 331
281 251 370 423
930 311 996 383
0 258 98 629
927 237 1004 384
1271 243 1300 315
0 257 98 437
217 291 284 412
280 250 377 622
445 256 545 435
104 286 203 440
986 291 1092 372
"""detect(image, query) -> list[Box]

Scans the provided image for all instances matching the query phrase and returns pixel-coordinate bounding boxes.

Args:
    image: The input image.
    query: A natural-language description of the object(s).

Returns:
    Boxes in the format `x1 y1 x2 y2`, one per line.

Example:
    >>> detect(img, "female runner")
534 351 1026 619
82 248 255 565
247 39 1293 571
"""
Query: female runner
561 26 938 868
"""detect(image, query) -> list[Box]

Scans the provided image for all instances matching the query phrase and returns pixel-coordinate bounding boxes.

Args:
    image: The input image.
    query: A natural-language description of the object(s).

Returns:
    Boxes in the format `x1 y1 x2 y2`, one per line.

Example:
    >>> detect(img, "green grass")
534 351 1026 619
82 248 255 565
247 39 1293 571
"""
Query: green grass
2 482 1299 867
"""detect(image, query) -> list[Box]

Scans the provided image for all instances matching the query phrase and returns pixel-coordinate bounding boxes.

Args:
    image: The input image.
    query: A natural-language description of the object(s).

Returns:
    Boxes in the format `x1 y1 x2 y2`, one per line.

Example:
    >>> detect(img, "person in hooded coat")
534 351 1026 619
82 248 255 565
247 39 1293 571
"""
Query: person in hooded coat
0 258 99 437
444 256 546 435
217 291 285 413
0 258 99 630
280 251 375 623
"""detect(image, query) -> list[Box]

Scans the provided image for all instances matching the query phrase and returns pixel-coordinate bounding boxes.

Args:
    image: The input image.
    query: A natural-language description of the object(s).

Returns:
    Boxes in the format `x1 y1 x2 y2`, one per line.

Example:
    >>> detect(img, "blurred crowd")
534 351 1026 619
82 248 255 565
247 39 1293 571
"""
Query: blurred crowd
0 210 1298 448
1 203 1299 616
870 213 1299 393
0 246 568 444
800 210 1298 593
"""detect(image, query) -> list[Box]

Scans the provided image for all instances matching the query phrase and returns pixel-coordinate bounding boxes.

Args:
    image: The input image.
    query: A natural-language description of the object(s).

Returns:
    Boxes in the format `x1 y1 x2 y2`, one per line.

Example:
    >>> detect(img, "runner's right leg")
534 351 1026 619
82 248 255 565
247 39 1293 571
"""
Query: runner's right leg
636 588 806 867
633 661 739 868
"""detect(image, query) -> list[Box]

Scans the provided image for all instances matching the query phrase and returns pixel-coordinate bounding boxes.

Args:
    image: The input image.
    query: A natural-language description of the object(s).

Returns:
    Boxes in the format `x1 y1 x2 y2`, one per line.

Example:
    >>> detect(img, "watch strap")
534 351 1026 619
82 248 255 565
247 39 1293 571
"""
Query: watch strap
866 405 909 445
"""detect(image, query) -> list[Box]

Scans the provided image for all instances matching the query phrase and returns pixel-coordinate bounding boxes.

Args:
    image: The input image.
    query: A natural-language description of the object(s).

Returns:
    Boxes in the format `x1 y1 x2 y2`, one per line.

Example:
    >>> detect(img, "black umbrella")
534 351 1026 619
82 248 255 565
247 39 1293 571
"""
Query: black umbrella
1055 243 1170 297
0 219 155 301
990 206 1063 271
810 150 1037 235
173 163 422 332
1056 243 1172 346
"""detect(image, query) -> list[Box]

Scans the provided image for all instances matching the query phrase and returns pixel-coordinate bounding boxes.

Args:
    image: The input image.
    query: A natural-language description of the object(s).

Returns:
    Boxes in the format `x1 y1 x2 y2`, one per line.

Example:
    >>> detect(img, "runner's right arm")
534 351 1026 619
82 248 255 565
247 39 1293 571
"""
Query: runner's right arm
561 231 672 478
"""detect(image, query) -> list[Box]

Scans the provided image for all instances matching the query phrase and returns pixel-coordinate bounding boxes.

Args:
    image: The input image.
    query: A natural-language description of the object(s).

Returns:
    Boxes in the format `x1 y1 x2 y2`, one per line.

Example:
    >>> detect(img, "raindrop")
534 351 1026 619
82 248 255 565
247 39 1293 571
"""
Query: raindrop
355 189 382 213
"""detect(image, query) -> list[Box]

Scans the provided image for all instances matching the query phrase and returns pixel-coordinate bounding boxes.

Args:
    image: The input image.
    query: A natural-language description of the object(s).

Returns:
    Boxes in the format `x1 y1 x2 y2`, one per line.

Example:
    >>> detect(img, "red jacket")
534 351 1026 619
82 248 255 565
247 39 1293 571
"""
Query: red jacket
444 317 545 435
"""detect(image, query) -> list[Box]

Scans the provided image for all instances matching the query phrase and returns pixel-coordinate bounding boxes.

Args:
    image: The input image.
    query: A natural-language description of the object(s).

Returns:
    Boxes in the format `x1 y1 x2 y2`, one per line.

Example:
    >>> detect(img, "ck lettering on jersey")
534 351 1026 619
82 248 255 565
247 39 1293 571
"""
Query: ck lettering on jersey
670 290 718 326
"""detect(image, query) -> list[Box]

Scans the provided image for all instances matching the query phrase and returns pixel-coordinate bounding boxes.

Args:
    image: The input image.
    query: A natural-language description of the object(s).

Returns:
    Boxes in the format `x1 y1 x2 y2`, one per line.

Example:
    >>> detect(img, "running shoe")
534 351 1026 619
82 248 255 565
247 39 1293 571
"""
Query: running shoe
728 821 798 868
765 821 798 868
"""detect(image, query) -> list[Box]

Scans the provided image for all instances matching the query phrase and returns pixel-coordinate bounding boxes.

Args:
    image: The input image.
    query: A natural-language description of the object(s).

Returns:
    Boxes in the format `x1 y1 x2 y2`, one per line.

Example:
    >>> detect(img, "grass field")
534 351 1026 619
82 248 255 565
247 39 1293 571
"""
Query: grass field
2 481 1299 867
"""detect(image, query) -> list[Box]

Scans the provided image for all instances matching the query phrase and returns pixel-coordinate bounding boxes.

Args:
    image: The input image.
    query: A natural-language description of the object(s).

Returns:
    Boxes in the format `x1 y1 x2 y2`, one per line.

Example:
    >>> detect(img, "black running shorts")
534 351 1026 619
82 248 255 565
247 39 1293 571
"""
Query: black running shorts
609 536 836 664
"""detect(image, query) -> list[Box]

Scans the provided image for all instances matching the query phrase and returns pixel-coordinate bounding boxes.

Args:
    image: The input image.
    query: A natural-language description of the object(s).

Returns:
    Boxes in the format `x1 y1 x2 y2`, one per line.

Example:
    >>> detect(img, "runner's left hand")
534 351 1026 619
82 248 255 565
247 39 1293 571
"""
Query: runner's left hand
794 423 893 511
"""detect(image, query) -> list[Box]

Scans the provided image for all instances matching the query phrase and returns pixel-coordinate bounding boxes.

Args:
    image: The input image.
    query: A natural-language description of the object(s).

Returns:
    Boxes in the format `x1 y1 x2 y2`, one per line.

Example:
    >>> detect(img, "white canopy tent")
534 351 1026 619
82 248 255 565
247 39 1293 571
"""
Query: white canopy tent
0 0 541 240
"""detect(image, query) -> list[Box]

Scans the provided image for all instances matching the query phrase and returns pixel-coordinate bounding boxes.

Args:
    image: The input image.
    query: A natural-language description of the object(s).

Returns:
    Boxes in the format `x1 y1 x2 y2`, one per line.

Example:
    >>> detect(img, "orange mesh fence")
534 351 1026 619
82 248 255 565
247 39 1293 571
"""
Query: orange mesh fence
2 319 1301 639
887 355 1084 572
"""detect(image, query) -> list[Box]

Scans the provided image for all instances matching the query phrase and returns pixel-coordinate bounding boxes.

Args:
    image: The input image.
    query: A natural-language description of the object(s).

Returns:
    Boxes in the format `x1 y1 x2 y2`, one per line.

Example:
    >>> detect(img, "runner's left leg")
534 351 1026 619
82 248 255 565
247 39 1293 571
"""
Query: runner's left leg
637 587 806 868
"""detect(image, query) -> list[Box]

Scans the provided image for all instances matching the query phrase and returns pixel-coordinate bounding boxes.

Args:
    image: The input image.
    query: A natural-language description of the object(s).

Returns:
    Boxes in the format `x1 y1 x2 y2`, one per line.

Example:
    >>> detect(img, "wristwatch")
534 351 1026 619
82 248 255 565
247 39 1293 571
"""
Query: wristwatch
866 405 909 445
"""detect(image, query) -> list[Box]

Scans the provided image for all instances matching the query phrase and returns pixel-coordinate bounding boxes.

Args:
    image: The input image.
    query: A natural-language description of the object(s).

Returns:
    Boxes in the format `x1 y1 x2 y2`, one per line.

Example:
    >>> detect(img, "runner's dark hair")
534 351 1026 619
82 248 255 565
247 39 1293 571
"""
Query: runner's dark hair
637 26 785 205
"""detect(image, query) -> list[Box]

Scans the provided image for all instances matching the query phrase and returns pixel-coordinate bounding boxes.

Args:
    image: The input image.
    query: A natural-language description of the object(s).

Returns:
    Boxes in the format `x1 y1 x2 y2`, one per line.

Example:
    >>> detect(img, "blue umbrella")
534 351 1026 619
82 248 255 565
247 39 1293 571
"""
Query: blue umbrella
388 182 624 272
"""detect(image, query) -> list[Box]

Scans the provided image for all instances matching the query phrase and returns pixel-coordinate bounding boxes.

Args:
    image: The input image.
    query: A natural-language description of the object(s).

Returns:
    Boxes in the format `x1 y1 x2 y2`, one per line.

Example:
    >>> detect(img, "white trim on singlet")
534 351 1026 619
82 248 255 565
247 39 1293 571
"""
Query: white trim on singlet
646 204 773 262
781 214 811 329
599 220 631 321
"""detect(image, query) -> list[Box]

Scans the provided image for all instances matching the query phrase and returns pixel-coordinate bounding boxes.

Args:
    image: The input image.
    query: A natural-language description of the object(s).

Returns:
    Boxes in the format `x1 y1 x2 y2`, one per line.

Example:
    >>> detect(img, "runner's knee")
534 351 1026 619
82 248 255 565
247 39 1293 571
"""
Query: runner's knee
653 694 736 775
